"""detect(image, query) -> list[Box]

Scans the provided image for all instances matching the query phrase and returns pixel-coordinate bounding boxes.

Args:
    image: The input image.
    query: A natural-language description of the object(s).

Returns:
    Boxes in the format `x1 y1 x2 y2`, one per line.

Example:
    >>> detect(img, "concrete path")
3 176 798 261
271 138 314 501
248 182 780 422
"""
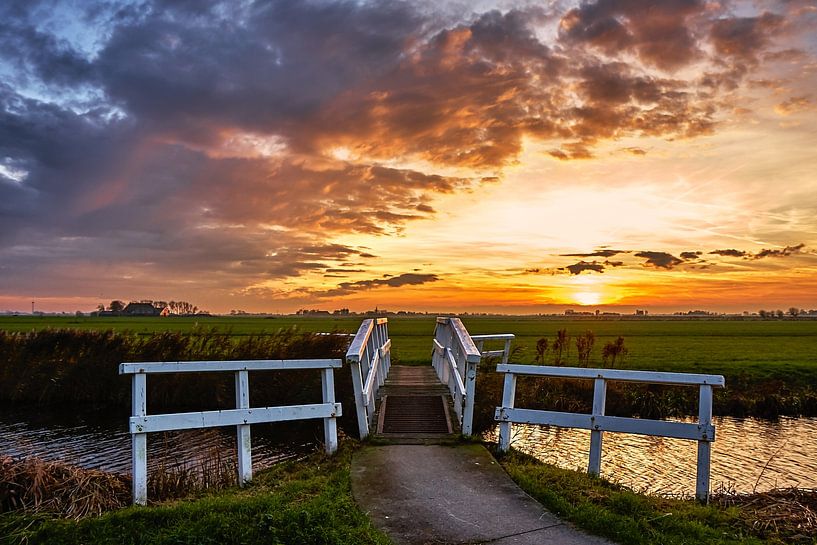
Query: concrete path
351 444 612 545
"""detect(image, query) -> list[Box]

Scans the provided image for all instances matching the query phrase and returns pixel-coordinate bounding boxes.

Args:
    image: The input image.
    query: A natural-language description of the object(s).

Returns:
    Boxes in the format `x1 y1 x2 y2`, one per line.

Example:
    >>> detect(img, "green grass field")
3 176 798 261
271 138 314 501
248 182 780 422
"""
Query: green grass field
2 316 816 386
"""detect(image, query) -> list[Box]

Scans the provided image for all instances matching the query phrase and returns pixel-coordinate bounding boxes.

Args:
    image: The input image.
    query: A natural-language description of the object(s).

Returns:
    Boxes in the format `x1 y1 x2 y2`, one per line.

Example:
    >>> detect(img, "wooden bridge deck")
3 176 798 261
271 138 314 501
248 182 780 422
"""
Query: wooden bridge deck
373 365 457 441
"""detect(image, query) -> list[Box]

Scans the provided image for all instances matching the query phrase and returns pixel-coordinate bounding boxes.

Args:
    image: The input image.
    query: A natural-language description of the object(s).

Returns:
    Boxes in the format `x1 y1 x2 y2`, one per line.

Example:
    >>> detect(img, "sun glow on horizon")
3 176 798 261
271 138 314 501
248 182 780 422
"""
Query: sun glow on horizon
573 291 602 306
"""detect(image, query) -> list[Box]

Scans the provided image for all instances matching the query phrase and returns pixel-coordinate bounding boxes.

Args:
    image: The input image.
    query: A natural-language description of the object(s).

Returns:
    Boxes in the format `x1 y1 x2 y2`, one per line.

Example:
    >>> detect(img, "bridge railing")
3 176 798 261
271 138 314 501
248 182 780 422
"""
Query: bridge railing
471 334 514 364
346 318 391 439
494 364 725 502
433 317 513 435
119 358 342 505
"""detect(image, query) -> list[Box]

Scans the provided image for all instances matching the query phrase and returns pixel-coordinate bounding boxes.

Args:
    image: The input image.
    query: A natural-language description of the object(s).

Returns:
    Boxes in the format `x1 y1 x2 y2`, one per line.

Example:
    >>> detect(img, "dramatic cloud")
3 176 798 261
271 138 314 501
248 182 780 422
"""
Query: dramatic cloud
565 261 606 275
0 0 812 311
561 249 625 258
753 244 805 259
311 272 440 297
710 249 748 258
635 251 684 269
680 251 702 260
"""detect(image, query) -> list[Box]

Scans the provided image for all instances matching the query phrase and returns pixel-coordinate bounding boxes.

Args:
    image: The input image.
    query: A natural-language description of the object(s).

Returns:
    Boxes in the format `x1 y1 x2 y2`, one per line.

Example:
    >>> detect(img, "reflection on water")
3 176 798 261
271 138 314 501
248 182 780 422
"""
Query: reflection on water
486 416 817 496
0 406 320 475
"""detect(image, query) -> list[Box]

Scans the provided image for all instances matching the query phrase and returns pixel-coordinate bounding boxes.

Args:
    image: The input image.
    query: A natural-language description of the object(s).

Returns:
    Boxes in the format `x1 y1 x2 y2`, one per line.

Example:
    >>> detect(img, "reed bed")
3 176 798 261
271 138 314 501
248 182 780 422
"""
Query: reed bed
1 456 129 519
1 451 243 519
715 487 817 540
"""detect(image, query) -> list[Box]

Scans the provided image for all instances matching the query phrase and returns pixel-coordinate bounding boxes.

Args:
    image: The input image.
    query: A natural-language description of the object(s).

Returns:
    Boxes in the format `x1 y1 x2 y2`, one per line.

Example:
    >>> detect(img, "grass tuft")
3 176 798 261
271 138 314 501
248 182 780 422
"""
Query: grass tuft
496 446 807 544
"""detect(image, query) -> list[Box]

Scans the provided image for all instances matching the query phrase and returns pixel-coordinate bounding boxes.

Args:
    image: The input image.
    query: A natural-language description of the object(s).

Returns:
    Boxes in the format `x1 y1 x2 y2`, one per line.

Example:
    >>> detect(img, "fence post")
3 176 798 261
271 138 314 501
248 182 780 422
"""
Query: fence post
502 339 511 365
349 356 369 439
383 322 391 375
132 372 147 505
235 370 252 485
322 367 339 454
498 372 517 452
588 378 607 476
462 359 478 436
696 384 713 503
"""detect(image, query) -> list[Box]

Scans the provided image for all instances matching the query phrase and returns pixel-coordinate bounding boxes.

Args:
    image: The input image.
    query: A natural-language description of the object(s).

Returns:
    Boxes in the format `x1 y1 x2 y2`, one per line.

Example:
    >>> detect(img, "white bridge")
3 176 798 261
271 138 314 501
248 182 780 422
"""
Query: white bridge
121 316 725 504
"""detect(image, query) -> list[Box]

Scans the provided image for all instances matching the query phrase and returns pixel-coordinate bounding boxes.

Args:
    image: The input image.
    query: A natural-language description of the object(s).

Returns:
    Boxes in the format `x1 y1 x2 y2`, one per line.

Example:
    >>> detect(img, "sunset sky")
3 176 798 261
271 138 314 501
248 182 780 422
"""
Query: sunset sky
1 0 816 314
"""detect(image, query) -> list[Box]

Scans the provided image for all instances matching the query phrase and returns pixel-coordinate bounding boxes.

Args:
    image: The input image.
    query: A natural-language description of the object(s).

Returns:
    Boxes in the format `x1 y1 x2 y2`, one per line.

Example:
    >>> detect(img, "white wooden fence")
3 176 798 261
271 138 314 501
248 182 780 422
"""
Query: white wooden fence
346 318 391 439
432 317 513 435
119 359 342 505
494 364 725 502
472 334 514 365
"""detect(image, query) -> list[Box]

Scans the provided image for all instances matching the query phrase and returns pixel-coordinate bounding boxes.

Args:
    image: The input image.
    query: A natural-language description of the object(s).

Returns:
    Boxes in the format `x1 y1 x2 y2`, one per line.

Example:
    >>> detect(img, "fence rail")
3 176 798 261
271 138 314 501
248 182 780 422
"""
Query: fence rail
346 318 391 438
494 363 725 502
471 334 514 364
119 358 341 505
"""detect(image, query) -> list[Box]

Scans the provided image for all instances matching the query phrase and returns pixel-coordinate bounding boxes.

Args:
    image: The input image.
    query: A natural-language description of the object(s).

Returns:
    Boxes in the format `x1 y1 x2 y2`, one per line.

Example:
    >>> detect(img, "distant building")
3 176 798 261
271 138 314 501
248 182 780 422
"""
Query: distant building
123 302 162 316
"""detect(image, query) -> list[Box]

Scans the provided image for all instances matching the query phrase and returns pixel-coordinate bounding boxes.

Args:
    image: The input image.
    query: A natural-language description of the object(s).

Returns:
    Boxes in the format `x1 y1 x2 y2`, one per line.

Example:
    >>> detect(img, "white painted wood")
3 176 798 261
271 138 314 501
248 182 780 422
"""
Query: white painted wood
348 357 369 439
449 318 482 362
129 403 342 433
345 319 374 362
322 368 338 454
495 408 715 441
445 349 466 396
347 318 392 436
120 359 342 374
235 370 252 485
588 378 607 476
696 384 713 502
362 351 380 405
495 364 725 387
481 349 506 358
502 339 512 365
498 373 517 452
471 334 515 341
131 373 147 505
462 360 477 436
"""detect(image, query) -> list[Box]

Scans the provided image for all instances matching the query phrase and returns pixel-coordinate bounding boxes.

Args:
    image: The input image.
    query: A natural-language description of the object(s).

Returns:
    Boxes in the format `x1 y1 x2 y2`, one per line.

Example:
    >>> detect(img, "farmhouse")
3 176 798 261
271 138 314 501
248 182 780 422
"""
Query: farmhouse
122 302 163 316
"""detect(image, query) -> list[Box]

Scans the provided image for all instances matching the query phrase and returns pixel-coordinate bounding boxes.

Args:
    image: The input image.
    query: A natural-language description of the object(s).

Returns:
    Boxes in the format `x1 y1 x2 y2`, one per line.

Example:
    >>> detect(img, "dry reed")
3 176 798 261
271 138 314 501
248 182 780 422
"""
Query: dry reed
1 450 241 519
715 487 817 539
1 456 130 519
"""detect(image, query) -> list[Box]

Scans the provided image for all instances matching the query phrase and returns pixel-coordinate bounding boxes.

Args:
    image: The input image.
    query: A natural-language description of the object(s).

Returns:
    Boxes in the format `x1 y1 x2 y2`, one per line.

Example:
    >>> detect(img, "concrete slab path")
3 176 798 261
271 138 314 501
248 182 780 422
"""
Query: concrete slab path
351 444 612 545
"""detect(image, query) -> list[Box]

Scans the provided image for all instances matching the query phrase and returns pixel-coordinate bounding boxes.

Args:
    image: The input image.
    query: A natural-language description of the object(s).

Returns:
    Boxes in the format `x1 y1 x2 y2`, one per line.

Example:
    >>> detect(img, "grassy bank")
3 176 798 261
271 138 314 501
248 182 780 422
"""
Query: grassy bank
497 448 812 544
0 443 389 545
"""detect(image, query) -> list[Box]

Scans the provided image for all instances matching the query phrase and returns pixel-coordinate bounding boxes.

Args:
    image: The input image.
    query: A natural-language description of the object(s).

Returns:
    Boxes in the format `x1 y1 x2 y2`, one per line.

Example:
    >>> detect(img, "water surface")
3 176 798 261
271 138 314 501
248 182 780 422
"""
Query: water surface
487 416 817 495
0 406 320 475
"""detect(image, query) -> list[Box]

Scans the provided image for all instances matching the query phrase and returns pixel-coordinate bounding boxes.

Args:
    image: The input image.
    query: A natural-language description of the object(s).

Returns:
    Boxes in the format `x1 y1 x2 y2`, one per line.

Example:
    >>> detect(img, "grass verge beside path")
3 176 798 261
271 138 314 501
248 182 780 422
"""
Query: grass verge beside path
497 448 803 545
0 443 390 545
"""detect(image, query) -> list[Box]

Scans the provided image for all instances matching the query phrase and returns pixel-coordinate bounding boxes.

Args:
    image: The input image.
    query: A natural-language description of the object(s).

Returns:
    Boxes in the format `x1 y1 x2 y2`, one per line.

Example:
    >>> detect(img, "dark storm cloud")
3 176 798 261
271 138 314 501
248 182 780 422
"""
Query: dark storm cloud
710 12 785 63
558 0 706 72
679 251 701 260
753 243 805 259
310 272 440 297
635 251 684 269
561 249 625 258
0 0 806 298
710 249 747 258
565 261 606 275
